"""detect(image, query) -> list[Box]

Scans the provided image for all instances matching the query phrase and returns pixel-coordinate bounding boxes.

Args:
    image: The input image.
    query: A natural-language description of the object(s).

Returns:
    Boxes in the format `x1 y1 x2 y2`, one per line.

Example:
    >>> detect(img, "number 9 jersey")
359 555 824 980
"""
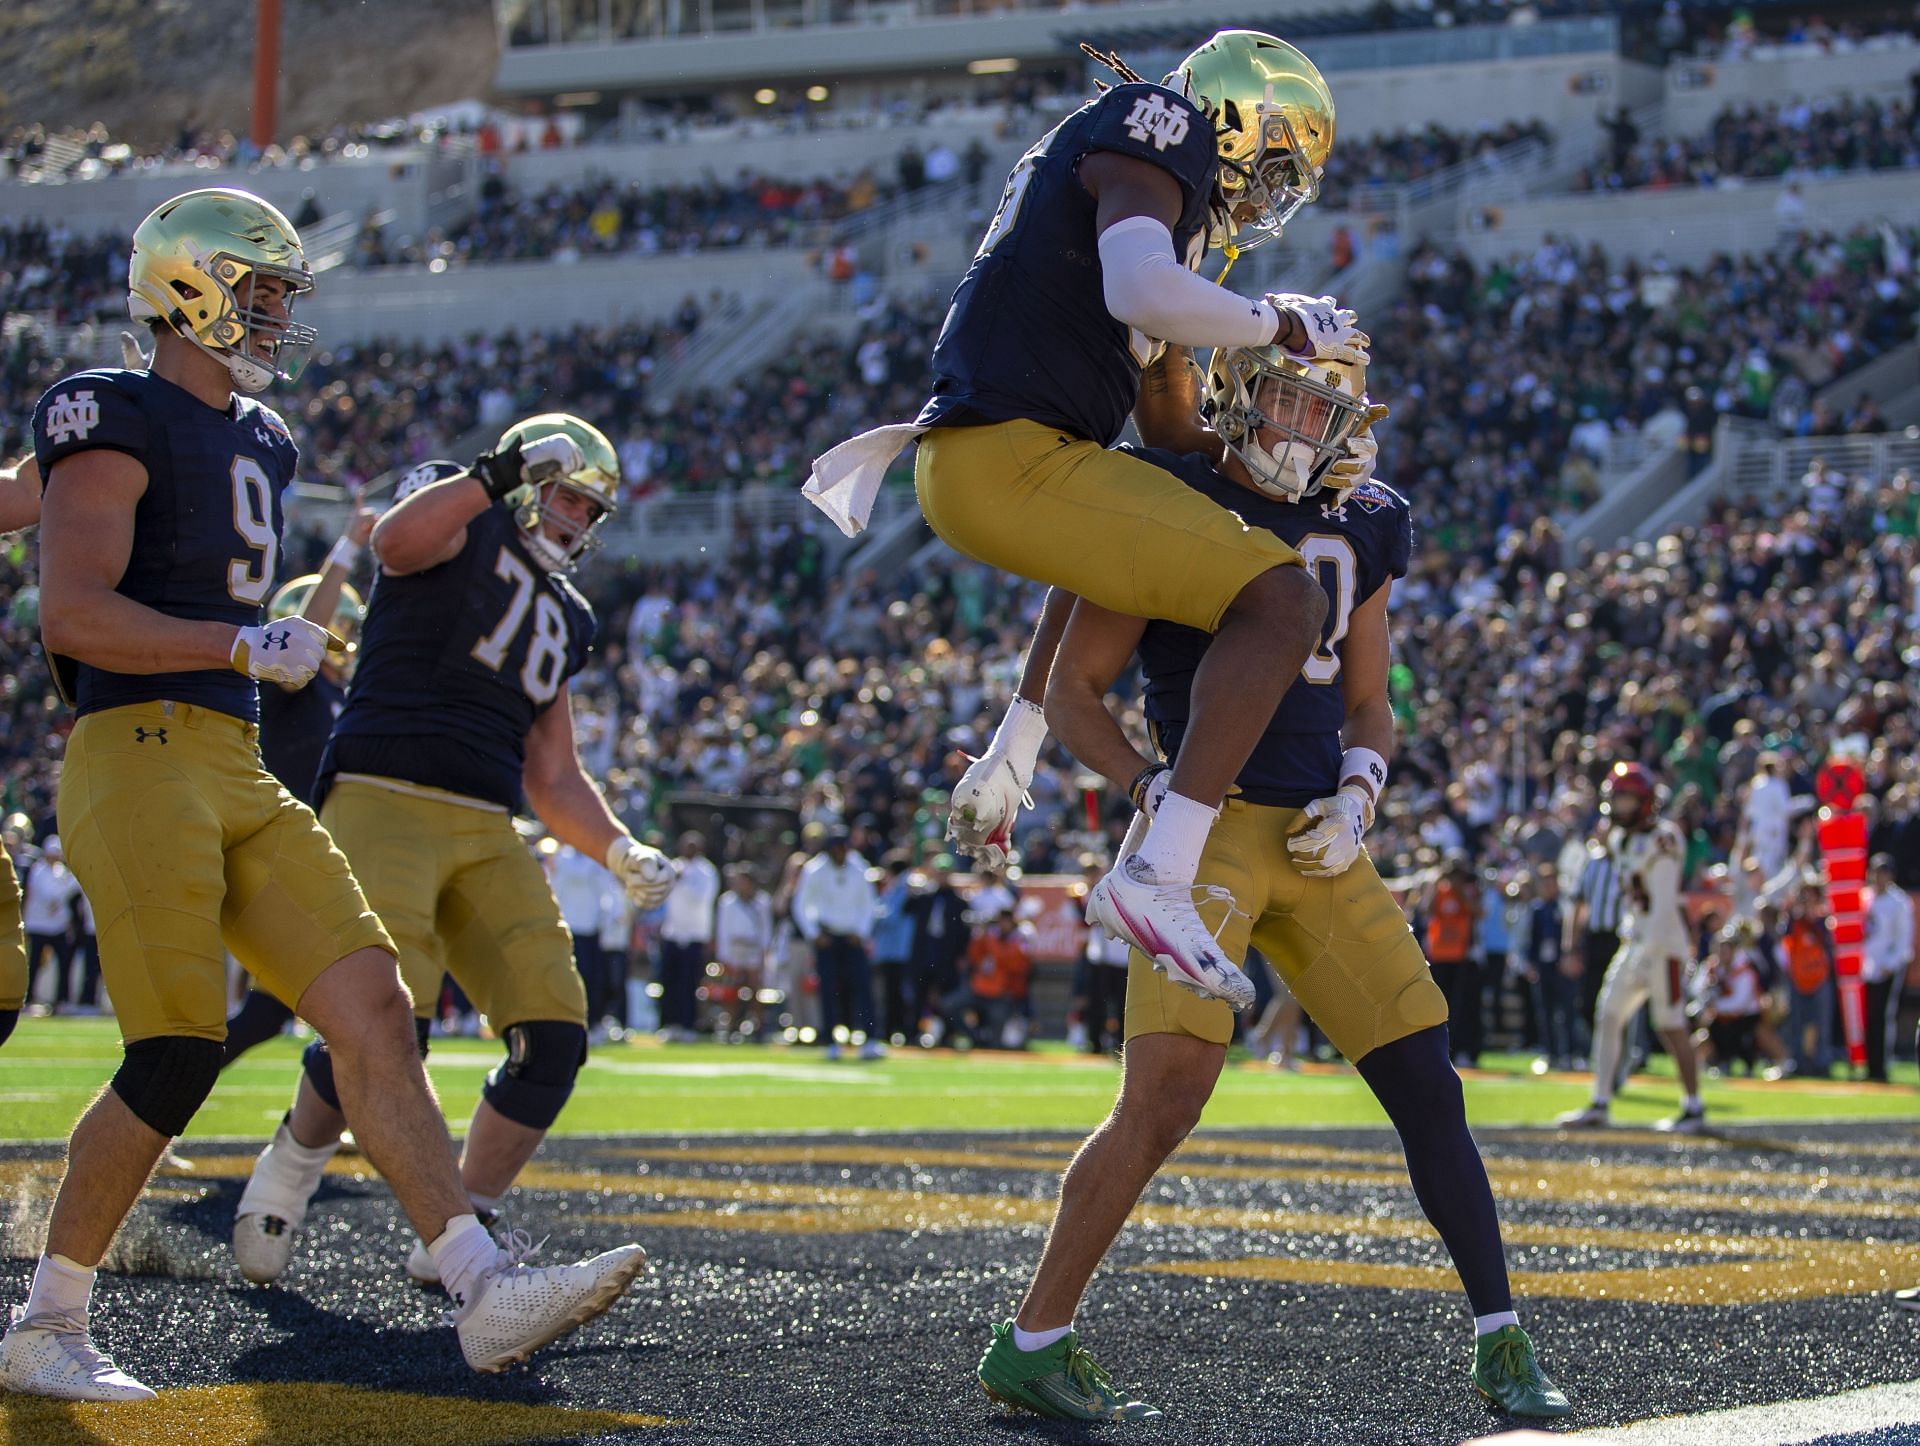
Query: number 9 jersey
31 367 299 721
318 503 595 811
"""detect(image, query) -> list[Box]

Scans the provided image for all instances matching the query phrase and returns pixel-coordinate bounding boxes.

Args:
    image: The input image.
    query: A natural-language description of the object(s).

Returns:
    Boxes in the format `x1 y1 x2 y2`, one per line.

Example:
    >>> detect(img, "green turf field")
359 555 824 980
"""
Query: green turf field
2 1016 1915 1140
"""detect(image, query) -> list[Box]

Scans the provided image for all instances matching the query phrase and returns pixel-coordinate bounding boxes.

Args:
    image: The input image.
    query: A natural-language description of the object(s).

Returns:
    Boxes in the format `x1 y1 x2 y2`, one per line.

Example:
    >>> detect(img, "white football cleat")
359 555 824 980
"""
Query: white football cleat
1656 1105 1708 1136
1087 854 1254 1011
0 1305 156 1401
232 1120 339 1284
1556 1102 1611 1129
451 1240 648 1373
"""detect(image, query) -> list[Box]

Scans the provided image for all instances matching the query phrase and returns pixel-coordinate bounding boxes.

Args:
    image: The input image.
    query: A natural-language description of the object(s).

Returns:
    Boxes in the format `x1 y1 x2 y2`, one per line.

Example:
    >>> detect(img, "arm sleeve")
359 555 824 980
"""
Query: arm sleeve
33 375 148 474
1098 217 1282 349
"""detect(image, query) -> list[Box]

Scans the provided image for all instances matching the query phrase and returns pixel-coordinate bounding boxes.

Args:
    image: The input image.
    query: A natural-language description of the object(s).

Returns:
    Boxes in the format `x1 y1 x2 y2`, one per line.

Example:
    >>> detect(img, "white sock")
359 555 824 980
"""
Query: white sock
236 1119 340 1221
1012 1322 1072 1352
1682 1093 1703 1113
23 1252 95 1326
1474 1311 1520 1338
1133 792 1218 886
429 1213 500 1312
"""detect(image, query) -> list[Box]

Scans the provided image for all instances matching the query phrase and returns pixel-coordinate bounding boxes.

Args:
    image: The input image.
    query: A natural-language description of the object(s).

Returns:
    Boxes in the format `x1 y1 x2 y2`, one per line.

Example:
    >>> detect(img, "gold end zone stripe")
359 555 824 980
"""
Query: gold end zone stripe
0 1383 665 1445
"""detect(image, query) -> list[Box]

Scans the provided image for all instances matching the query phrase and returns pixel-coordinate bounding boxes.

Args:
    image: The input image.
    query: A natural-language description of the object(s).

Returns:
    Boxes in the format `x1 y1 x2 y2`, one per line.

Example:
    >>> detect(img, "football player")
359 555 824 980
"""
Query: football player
220 505 377 1068
232 416 678 1288
975 343 1569 1422
0 190 647 1403
1557 763 1707 1133
0 454 43 1047
833 31 1365 1014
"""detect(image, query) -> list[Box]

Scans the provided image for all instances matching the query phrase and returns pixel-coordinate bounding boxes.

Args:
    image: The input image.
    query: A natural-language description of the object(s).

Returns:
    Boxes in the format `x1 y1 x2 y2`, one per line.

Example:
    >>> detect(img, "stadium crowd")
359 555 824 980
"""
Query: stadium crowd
1574 94 1920 193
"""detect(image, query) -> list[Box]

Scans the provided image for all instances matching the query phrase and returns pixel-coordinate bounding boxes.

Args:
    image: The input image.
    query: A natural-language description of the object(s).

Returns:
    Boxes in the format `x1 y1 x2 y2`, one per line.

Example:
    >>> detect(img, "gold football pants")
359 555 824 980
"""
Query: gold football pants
320 776 586 1031
1125 798 1447 1062
57 701 392 1044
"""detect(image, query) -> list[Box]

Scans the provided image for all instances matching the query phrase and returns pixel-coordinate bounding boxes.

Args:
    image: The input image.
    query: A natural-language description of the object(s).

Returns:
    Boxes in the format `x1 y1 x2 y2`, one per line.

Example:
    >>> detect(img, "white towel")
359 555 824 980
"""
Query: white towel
802 422 928 537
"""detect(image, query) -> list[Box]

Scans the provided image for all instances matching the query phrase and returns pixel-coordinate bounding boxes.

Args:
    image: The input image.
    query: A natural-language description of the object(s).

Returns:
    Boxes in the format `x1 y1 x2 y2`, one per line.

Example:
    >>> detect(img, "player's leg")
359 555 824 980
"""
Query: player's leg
2 707 240 1401
220 985 296 1066
416 812 592 1250
1264 820 1567 1419
230 778 449 1281
0 852 23 1047
920 422 1324 1010
978 813 1261 1422
1563 949 1652 1126
1648 955 1706 1133
225 779 645 1368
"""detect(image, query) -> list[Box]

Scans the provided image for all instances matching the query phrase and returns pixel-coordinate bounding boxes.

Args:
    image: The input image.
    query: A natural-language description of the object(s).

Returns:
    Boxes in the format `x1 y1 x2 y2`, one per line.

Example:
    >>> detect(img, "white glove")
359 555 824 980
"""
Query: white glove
230 617 341 688
1270 293 1369 366
1286 784 1372 877
948 697 1046 871
607 836 677 910
473 433 582 509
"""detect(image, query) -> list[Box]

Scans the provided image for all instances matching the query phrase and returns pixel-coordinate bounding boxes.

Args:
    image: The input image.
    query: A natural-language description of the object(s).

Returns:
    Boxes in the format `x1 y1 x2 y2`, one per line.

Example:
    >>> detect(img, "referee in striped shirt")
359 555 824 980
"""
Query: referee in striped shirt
1573 842 1624 1031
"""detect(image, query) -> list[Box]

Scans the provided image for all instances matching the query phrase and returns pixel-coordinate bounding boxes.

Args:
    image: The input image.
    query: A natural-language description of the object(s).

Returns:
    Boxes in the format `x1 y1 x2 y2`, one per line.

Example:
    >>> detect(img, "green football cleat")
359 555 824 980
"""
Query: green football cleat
978 1320 1162 1422
1473 1324 1572 1419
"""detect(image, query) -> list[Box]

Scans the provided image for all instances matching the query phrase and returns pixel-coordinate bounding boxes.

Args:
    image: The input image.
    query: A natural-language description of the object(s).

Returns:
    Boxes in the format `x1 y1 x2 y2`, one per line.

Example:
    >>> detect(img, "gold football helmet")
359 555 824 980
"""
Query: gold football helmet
1166 31 1334 252
1204 343 1367 503
496 412 620 571
128 188 316 393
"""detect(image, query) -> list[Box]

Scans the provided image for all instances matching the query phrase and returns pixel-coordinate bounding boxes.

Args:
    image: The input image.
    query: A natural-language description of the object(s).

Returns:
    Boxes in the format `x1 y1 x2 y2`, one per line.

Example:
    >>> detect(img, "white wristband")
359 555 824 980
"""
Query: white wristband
991 696 1048 787
1338 746 1388 824
325 537 362 573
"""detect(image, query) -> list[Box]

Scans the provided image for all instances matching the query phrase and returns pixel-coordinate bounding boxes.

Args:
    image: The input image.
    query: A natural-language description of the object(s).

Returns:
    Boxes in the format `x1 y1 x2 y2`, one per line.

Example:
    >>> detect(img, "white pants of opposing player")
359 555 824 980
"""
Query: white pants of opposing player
1590 943 1689 1104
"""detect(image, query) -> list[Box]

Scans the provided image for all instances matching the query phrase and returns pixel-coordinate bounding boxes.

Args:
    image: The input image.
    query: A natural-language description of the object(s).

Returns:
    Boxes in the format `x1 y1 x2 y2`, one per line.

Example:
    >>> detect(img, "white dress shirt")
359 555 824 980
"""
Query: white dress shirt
1864 886 1914 984
22 860 80 935
546 846 604 935
661 855 721 944
715 890 775 969
795 852 875 941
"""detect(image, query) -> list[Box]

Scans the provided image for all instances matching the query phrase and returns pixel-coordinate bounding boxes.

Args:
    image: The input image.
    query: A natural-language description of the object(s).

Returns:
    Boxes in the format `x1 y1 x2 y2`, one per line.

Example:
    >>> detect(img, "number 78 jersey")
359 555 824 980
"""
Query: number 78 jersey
321 505 595 810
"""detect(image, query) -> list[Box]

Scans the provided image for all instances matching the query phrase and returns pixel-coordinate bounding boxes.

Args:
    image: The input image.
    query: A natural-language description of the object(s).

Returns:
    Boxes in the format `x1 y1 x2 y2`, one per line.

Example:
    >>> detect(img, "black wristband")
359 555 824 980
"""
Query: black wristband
1129 762 1169 811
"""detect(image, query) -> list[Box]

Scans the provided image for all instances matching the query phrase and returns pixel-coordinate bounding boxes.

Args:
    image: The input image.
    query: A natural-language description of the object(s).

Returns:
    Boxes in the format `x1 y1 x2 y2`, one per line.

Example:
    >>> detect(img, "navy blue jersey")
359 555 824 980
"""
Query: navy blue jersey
917 82 1218 446
259 671 344 807
31 368 299 722
321 506 595 810
1133 448 1413 806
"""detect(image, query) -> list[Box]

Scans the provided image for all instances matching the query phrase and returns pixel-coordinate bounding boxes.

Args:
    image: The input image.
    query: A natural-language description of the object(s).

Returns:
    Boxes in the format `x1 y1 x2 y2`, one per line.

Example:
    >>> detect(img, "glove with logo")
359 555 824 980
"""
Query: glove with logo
1285 782 1374 878
1326 403 1389 493
230 617 343 688
607 836 677 910
948 697 1047 872
470 434 582 510
1269 293 1369 366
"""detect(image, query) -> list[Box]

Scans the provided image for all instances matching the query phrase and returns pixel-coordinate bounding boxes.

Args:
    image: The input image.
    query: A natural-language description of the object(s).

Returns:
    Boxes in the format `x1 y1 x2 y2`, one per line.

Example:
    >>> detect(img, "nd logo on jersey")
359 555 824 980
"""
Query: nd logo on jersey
1123 94 1190 151
44 390 100 445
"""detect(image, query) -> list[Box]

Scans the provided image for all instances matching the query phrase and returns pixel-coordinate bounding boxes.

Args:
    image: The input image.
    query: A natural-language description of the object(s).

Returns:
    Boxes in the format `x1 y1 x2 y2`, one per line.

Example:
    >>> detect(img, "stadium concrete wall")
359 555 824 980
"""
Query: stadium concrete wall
1663 40 1920 137
1453 168 1920 269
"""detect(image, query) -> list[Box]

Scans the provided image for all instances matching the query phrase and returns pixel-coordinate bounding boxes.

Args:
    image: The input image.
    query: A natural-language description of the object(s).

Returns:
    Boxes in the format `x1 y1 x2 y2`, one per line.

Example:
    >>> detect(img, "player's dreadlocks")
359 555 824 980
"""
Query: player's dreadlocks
1079 42 1146 92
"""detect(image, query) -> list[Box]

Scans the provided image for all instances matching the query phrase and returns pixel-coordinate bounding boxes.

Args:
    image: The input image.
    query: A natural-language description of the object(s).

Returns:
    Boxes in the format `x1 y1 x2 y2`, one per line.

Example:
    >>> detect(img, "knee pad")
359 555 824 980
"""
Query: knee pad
0 1008 16 1049
305 1018 431 1111
301 1037 341 1111
111 1036 224 1137
482 1021 587 1130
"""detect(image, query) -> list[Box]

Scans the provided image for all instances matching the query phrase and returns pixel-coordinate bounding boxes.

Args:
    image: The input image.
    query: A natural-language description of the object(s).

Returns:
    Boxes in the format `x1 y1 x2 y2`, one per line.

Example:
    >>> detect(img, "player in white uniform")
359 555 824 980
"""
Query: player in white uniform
1559 763 1706 1133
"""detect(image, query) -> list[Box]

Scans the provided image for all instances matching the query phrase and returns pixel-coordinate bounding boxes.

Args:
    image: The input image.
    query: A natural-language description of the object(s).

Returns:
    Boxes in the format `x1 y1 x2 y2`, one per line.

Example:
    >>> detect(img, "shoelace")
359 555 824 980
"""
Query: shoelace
1486 1336 1543 1391
1063 1344 1120 1404
19 1308 116 1374
1136 877 1250 958
440 1227 552 1325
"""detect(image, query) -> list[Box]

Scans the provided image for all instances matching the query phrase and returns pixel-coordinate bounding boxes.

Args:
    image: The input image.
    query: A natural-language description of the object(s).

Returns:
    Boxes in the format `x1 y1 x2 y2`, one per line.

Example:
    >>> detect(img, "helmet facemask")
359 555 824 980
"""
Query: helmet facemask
1210 102 1321 252
1205 346 1365 503
201 258 317 393
520 478 612 573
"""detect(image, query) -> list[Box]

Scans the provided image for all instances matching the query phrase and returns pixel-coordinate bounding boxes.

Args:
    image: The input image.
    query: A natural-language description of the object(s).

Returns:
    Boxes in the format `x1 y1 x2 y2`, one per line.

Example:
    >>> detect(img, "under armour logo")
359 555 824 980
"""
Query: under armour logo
1122 94 1190 151
1314 314 1336 334
133 726 168 745
262 628 291 651
1320 501 1348 521
44 390 100 445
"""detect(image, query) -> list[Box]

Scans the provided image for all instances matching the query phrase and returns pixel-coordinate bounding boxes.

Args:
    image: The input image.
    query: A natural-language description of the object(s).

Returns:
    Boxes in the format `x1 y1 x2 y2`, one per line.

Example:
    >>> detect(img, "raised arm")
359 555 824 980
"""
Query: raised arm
1042 596 1154 795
